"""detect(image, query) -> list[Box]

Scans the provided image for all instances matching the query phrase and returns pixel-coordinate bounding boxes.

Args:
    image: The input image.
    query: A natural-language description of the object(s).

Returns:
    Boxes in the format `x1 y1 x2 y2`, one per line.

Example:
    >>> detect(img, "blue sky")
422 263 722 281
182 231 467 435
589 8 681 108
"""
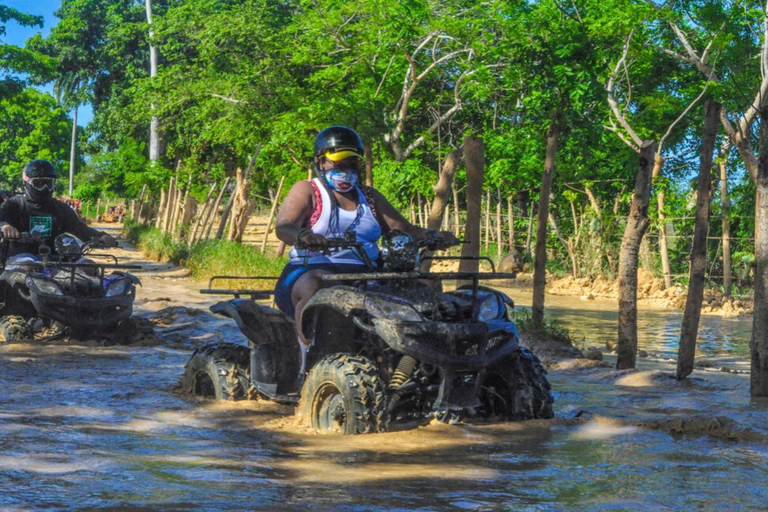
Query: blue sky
4 0 95 125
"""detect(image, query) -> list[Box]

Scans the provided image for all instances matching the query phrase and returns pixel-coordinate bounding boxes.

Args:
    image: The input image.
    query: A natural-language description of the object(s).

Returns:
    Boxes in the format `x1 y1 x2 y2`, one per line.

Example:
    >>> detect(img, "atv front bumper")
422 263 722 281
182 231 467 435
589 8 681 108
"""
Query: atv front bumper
29 289 135 329
372 318 518 370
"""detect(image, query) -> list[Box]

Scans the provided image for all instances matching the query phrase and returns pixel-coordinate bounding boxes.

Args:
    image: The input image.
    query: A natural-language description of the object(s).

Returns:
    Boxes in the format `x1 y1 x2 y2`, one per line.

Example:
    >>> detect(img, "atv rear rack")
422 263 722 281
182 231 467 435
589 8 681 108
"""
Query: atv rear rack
200 275 277 300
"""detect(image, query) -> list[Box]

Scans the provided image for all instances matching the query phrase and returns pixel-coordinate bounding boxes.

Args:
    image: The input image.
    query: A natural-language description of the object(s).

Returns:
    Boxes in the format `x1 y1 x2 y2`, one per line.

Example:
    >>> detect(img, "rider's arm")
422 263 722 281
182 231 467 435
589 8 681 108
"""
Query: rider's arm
370 189 460 247
58 202 107 243
276 181 325 246
0 197 21 238
369 189 429 239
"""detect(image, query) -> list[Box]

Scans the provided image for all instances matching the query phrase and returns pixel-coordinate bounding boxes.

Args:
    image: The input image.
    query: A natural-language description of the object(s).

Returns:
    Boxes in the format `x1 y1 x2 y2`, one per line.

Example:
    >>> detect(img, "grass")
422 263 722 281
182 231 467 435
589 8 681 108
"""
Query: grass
123 219 287 288
511 307 580 347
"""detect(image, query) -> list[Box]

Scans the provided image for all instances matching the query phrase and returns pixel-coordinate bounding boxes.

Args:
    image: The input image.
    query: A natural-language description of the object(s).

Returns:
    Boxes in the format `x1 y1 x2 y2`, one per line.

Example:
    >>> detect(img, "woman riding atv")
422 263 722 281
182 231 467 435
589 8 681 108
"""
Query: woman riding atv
274 126 459 345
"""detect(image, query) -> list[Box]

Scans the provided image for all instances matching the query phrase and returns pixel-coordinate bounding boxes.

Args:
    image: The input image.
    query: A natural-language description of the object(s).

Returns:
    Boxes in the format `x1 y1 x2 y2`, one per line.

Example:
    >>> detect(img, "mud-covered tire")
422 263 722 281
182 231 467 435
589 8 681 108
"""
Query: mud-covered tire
0 315 33 343
298 354 387 435
183 342 250 401
479 347 554 420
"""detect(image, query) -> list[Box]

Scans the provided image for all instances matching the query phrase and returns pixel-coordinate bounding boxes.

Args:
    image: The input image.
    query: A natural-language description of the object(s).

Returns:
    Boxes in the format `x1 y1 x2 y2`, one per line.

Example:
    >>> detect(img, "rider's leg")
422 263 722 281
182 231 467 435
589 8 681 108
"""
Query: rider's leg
291 269 331 345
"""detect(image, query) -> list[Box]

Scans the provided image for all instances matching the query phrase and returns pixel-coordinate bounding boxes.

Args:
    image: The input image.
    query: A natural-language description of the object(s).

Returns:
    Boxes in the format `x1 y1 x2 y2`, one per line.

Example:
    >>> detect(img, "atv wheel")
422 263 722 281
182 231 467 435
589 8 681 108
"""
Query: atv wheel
299 354 387 435
0 316 33 343
479 347 554 420
183 342 250 401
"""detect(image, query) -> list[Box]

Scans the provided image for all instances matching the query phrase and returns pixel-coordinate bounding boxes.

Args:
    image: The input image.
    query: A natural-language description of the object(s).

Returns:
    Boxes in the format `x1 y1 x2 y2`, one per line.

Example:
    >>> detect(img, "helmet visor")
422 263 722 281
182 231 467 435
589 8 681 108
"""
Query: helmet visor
322 147 363 162
25 176 56 191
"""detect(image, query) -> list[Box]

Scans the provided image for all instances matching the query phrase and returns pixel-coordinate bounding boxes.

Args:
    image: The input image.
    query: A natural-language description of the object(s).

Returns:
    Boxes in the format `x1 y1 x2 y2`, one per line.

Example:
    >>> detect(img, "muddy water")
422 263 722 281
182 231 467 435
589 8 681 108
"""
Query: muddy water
508 290 754 359
1 232 767 510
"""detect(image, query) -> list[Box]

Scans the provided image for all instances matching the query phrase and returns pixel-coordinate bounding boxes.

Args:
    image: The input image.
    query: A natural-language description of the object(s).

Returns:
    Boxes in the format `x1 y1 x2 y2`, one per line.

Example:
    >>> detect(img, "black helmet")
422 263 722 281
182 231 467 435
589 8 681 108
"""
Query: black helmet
24 159 57 179
23 159 57 203
313 126 364 163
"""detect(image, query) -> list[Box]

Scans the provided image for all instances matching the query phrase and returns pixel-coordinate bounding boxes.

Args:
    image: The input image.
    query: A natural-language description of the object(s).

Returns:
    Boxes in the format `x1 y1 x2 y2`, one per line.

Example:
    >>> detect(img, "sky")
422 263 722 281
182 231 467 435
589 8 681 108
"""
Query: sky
4 0 95 125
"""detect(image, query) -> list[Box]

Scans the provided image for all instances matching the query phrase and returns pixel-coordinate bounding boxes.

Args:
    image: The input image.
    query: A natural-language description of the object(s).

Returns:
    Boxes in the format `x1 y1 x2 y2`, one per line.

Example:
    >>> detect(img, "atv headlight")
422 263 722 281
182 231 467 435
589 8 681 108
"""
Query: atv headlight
26 276 64 296
477 293 504 322
364 296 423 322
106 278 131 297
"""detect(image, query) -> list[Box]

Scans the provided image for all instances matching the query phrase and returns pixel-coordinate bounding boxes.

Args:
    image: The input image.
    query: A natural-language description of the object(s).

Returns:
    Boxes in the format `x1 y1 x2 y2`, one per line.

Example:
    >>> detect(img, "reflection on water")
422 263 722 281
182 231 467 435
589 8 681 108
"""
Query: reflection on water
0 300 766 510
506 289 754 358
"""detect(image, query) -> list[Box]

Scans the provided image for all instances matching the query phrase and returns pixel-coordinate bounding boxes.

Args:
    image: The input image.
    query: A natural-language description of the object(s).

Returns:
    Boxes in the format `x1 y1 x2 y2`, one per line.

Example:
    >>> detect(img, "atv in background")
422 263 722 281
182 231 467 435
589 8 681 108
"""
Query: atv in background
183 231 553 434
0 232 142 343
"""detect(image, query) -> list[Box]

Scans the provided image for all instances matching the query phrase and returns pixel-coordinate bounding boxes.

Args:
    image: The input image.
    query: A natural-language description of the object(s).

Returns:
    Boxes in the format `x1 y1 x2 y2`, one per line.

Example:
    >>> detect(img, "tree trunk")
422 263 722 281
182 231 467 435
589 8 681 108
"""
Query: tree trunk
452 182 461 236
161 177 175 233
189 183 217 246
229 167 252 242
484 189 491 251
417 193 424 227
652 155 673 289
459 135 484 275
525 201 534 258
507 195 515 255
204 178 231 240
532 119 560 329
154 189 165 229
427 149 462 230
145 0 160 164
616 140 656 370
752 105 768 396
720 149 732 296
364 140 373 187
260 176 285 254
68 104 78 196
677 100 722 379
496 189 503 260
216 192 235 240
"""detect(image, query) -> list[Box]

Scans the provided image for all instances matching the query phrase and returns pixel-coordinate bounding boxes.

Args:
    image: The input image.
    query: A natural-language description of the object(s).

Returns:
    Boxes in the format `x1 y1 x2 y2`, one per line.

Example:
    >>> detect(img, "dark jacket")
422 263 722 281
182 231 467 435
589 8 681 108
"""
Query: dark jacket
0 194 103 255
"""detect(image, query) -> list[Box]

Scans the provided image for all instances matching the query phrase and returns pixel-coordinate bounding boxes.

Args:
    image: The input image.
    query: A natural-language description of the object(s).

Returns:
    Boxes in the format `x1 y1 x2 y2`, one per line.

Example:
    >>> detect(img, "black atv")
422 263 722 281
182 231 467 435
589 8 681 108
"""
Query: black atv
183 231 553 434
0 232 142 342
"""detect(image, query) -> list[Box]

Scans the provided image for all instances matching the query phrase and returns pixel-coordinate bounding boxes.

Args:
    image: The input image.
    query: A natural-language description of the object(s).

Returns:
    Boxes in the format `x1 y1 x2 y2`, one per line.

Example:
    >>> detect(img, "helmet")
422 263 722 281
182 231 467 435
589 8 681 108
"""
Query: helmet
380 230 419 271
313 126 364 164
24 159 57 179
23 159 57 203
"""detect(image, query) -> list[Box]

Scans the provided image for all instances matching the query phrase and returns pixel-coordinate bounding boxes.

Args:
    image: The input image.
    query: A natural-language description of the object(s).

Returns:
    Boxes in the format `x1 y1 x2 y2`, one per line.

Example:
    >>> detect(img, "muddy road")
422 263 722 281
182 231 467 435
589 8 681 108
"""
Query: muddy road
2 226 768 510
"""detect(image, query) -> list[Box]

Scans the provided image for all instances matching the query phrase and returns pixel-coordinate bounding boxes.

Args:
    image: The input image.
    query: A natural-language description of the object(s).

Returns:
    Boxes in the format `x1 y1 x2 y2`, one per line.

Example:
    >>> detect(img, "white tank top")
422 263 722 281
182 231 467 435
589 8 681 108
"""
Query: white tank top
288 178 381 265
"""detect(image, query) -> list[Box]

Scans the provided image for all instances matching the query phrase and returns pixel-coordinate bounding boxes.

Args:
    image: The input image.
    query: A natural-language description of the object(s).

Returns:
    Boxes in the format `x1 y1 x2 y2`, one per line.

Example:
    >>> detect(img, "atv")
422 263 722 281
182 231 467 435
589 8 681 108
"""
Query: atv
0 231 142 343
183 230 554 434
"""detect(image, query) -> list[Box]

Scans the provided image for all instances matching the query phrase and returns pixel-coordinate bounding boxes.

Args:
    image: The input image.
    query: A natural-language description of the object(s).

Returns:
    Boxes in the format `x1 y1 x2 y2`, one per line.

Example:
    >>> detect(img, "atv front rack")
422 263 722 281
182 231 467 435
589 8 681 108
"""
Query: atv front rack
200 275 277 300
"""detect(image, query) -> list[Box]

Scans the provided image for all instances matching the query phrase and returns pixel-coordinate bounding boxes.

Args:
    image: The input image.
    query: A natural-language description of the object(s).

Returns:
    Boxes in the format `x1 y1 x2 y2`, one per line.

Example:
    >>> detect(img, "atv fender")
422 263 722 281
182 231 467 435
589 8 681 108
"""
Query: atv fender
210 299 295 346
210 299 300 401
299 286 365 339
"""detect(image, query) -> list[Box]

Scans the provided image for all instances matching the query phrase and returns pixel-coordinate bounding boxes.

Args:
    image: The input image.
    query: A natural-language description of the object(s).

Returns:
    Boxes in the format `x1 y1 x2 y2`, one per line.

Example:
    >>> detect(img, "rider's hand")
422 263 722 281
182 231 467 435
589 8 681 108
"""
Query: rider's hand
100 234 118 248
1 224 19 240
297 231 327 248
436 230 460 249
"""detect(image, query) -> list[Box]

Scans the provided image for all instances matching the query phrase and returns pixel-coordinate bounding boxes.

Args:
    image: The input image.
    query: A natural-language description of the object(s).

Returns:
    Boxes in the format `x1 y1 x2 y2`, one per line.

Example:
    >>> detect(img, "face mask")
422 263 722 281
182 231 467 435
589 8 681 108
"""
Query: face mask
325 169 358 192
25 182 53 204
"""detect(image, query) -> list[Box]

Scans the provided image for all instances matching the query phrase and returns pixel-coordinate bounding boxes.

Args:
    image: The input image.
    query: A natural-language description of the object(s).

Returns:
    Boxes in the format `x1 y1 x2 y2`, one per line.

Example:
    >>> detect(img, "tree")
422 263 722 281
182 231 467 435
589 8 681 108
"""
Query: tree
676 99 721 380
0 88 73 187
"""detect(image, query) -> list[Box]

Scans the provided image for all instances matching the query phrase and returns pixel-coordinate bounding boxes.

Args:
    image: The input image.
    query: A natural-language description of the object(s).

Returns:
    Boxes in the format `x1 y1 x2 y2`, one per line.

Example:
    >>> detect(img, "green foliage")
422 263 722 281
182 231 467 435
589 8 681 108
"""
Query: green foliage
186 240 287 286
0 88 73 188
72 182 101 203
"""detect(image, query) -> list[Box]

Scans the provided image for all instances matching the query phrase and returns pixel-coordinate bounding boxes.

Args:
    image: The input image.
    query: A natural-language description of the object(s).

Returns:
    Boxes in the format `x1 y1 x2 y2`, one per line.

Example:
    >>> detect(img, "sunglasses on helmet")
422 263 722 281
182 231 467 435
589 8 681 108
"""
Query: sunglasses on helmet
322 147 363 163
25 176 56 191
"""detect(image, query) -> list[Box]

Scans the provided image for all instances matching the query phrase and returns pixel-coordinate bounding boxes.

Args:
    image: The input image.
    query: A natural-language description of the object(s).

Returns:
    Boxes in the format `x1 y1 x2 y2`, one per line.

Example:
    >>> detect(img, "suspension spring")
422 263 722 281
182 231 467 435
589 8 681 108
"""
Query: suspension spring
388 355 417 390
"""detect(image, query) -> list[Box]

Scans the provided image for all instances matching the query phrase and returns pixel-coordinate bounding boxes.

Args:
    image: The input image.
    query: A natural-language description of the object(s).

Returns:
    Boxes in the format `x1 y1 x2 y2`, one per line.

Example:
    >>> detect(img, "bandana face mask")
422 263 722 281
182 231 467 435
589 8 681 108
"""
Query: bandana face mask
325 169 358 192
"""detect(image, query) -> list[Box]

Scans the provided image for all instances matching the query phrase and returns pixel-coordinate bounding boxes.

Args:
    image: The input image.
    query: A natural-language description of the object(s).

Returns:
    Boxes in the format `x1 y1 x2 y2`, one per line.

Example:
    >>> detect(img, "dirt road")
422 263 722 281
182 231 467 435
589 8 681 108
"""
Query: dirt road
2 225 768 510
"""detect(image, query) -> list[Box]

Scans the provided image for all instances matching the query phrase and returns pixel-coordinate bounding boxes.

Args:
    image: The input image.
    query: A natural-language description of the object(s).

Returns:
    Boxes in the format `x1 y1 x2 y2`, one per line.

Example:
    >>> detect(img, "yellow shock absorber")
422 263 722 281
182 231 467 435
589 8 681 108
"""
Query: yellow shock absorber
388 355 417 390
